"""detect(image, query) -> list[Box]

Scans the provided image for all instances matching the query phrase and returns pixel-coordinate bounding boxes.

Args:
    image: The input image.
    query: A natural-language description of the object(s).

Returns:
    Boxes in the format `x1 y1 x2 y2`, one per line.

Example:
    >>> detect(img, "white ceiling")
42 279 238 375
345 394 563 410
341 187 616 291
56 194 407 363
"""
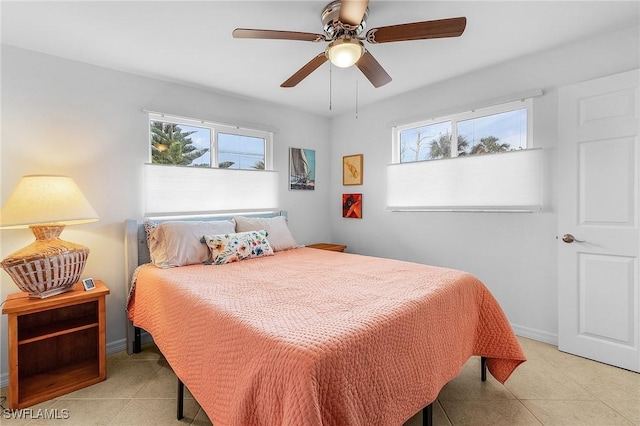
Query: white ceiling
2 1 639 117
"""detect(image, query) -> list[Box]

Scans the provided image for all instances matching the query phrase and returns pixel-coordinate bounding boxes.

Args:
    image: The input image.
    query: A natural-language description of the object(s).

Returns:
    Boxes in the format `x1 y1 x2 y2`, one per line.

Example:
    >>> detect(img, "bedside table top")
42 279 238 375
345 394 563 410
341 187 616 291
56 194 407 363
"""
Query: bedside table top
306 243 347 252
2 280 109 315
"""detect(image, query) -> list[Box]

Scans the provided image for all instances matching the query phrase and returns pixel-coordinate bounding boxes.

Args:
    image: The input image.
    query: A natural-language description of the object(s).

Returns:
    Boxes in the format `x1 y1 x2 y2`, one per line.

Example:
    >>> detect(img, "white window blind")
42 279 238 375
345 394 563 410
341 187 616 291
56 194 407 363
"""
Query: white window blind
387 148 543 212
144 164 279 217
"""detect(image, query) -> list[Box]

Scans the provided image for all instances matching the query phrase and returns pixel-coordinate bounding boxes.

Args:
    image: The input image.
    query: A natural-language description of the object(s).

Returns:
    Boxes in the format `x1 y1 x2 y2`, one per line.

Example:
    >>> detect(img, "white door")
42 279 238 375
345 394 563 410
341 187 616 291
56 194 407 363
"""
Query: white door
558 69 639 372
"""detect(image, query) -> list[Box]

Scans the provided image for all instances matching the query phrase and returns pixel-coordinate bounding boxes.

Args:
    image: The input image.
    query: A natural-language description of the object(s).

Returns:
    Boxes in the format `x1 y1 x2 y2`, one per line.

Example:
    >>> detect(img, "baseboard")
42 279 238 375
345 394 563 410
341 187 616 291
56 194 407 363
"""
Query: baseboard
511 323 558 346
105 331 154 356
106 338 128 356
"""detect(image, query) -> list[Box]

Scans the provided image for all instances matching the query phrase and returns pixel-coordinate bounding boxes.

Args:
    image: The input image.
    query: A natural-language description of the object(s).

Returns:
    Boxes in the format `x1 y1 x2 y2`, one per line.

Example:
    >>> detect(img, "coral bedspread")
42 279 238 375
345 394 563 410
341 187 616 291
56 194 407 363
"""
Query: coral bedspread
128 247 525 426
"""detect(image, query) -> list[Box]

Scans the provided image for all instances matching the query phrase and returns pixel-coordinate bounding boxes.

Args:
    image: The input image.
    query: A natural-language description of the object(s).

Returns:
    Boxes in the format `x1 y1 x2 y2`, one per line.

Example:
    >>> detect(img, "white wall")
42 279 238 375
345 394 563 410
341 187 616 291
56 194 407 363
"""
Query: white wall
0 46 331 378
329 25 640 344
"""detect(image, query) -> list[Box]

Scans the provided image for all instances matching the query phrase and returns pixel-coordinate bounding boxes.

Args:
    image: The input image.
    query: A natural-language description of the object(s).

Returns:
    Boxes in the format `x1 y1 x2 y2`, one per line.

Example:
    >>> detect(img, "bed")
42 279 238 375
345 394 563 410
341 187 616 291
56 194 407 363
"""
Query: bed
125 212 525 426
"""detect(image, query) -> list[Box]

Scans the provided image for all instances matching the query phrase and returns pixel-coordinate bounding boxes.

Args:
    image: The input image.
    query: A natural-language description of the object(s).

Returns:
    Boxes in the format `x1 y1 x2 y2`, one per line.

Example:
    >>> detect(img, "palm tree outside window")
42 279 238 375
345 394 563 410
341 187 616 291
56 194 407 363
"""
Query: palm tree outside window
149 114 272 171
395 99 530 164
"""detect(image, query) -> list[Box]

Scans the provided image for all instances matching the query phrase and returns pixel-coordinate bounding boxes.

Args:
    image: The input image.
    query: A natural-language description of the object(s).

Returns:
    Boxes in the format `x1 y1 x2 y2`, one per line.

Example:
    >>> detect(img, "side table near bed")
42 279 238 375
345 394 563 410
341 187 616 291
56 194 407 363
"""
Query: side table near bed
306 243 347 252
2 280 109 409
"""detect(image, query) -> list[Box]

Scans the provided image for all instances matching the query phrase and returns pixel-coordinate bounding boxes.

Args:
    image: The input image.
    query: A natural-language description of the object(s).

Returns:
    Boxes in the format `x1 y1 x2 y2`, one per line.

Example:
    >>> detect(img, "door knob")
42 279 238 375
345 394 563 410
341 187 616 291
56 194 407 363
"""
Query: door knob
562 234 585 243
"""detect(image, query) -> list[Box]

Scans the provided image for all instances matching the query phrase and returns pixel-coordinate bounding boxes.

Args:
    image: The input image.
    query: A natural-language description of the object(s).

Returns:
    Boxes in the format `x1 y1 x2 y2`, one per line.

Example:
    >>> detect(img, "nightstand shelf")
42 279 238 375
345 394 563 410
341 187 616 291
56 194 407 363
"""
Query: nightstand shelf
18 359 100 409
2 281 109 409
18 315 99 344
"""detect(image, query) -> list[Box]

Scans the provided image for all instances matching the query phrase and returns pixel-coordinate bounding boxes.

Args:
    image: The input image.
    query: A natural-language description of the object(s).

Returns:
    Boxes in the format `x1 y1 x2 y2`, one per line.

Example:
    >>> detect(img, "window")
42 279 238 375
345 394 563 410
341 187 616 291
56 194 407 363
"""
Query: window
218 132 265 170
145 113 277 216
394 99 532 163
387 97 543 212
149 114 272 170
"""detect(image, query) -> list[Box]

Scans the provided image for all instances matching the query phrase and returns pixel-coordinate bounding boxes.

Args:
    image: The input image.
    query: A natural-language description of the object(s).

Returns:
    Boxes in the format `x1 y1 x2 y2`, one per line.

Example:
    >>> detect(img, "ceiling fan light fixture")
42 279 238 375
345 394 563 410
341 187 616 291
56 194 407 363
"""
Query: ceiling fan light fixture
326 38 364 68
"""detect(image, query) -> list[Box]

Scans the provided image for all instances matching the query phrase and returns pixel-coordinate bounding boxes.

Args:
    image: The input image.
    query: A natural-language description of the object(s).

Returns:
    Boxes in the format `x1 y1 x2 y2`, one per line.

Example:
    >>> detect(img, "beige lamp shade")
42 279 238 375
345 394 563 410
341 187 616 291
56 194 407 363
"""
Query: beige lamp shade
0 175 98 228
0 175 99 298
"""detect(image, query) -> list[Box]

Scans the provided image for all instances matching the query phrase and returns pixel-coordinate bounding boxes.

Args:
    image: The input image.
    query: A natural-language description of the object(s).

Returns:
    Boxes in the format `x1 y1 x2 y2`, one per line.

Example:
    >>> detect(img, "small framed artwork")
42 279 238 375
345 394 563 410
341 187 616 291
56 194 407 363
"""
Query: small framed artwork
343 154 363 185
289 147 316 190
342 193 362 218
82 278 96 291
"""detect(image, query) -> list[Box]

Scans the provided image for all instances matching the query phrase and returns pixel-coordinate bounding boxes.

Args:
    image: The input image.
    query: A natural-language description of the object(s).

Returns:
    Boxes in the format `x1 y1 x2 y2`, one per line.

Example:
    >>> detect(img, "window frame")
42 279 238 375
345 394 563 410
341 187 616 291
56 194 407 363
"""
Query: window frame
149 113 273 170
392 98 533 163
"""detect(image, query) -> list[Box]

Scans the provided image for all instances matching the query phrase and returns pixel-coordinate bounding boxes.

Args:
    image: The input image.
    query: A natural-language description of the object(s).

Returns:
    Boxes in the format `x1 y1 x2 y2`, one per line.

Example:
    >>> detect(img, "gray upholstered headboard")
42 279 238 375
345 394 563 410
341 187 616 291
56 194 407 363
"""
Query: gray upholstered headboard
123 210 287 354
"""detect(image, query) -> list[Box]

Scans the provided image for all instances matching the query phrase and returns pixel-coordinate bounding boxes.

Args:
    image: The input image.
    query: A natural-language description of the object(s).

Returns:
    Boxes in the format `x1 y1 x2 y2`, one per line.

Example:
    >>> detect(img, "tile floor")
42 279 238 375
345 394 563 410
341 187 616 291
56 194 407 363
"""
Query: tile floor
1 337 638 425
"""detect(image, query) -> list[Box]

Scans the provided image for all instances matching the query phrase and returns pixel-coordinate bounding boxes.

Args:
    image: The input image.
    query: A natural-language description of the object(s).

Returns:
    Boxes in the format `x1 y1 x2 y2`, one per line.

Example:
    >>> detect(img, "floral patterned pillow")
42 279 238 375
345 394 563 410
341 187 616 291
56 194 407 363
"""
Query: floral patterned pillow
203 230 274 265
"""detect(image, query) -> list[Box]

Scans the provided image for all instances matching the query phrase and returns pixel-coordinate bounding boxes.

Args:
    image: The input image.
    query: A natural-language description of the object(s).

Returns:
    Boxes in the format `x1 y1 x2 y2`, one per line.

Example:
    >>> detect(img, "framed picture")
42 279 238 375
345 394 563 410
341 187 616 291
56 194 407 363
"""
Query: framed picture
289 148 316 190
82 278 96 291
343 154 363 185
342 193 362 218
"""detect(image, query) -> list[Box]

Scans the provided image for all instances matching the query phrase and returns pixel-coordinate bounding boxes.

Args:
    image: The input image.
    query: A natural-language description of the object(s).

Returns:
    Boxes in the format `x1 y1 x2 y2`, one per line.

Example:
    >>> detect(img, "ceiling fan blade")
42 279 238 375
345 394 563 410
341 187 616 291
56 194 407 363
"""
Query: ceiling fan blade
233 28 325 42
356 51 391 88
281 53 328 88
339 0 369 27
366 17 467 44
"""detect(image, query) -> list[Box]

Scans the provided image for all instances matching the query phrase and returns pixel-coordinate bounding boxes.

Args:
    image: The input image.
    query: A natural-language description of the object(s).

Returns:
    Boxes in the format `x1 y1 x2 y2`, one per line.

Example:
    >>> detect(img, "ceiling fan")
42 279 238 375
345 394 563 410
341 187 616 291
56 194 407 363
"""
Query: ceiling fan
232 0 466 89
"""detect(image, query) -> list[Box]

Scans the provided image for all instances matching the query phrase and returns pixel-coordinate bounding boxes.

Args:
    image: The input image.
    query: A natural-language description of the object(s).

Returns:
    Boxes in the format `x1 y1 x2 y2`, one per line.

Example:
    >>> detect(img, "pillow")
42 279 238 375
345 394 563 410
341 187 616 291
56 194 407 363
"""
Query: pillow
234 215 297 251
203 230 274 265
143 221 159 253
145 219 236 268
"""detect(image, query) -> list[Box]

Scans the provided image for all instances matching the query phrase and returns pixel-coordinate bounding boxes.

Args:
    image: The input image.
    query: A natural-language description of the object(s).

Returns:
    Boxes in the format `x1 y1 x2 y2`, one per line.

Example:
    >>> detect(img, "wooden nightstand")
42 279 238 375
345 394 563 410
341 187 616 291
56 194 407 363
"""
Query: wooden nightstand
2 280 109 409
306 243 347 252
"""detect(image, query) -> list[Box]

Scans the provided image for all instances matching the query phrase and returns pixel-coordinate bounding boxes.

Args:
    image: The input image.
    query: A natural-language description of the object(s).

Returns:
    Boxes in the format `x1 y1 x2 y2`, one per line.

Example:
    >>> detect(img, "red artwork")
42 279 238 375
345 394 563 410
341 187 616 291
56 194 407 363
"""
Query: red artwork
342 193 362 218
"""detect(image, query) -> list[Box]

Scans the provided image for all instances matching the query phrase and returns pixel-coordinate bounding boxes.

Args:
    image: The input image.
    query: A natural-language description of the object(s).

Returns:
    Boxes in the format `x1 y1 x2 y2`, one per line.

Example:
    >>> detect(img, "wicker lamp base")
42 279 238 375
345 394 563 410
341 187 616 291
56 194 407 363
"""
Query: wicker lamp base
1 224 89 298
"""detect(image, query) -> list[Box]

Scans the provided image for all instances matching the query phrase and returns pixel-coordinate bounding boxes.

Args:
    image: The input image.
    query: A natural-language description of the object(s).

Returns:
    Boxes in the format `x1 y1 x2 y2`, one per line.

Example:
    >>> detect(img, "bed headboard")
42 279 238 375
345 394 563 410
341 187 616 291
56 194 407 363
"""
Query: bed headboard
124 210 287 289
123 210 287 354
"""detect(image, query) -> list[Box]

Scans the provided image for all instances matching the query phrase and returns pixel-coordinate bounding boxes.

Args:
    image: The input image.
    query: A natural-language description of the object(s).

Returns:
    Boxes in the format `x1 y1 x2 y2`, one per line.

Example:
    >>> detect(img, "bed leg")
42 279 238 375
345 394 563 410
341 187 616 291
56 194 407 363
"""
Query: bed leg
134 326 142 353
481 356 487 382
177 379 184 420
422 403 433 426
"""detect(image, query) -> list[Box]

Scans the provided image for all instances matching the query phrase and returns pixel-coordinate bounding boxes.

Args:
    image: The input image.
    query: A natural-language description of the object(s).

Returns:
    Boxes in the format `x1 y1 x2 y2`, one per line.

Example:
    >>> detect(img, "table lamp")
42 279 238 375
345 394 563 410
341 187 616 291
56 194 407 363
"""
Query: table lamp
0 175 99 298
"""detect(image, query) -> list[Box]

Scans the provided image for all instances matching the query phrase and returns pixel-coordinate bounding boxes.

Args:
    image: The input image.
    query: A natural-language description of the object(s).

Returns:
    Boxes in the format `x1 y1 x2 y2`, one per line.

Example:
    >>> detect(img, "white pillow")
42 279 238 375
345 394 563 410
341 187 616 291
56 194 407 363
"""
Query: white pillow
234 215 297 251
146 219 236 268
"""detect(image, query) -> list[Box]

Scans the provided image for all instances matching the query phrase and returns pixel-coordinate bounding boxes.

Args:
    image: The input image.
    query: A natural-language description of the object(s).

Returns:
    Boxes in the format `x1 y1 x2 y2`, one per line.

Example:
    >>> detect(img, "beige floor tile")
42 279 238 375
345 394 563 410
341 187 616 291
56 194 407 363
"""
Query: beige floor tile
544 349 610 371
504 358 594 400
0 410 31 426
567 366 640 402
522 399 634 426
60 359 164 399
517 337 561 359
438 357 516 401
602 399 640 425
439 399 542 426
191 407 214 426
25 398 130 425
404 401 451 426
0 394 59 426
539 346 640 403
106 398 200 425
134 361 195 400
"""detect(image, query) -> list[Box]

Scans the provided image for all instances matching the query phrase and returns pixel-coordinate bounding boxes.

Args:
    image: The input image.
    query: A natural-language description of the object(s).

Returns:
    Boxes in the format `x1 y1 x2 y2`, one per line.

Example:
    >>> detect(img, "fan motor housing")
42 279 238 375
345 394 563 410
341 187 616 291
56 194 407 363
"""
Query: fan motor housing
321 0 368 39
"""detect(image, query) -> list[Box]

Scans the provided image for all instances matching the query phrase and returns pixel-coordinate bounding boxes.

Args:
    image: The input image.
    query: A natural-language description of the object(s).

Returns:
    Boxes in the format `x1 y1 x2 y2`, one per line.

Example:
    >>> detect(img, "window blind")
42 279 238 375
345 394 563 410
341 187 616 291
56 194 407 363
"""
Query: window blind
144 164 279 217
387 148 543 212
